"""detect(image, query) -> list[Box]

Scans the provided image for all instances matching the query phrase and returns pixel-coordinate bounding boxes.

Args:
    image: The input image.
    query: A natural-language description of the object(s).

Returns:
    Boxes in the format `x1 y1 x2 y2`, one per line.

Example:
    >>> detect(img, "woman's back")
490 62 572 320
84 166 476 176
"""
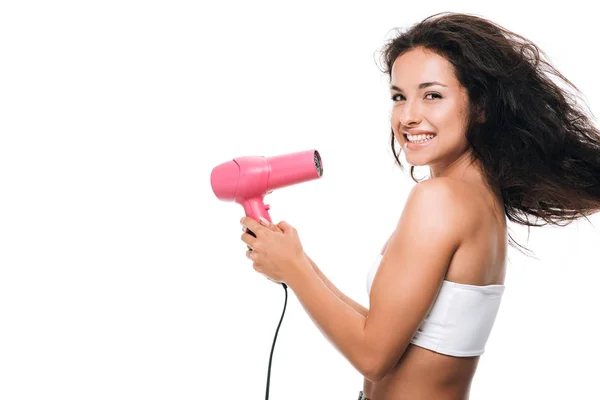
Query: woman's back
364 174 507 399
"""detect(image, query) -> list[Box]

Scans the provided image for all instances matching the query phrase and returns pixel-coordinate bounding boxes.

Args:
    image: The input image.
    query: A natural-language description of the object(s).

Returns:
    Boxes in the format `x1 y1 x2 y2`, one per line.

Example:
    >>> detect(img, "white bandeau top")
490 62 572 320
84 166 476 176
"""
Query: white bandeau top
366 253 505 357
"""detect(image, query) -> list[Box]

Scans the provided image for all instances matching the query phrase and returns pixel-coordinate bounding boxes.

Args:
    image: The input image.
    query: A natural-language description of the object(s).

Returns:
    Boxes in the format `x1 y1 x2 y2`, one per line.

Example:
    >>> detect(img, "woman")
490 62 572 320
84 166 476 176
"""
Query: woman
240 12 600 399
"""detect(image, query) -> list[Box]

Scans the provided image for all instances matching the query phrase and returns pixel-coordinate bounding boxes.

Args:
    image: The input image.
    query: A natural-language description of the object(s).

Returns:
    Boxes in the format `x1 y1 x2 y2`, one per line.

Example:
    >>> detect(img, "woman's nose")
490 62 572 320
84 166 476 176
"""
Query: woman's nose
398 100 422 126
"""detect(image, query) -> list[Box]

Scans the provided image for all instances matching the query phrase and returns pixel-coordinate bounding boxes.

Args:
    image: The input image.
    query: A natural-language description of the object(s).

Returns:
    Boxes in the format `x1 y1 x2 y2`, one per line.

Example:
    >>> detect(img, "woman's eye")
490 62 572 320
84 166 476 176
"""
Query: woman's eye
425 93 442 100
391 93 442 101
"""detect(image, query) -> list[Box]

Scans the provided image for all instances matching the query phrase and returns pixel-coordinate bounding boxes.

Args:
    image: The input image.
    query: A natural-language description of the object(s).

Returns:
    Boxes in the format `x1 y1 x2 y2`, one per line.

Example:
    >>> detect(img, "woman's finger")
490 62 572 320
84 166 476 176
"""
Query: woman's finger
268 223 283 233
266 220 284 233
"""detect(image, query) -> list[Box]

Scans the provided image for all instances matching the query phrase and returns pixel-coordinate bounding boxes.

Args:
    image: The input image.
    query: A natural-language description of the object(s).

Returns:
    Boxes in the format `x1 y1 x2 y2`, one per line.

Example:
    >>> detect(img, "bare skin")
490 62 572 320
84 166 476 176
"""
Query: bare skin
266 46 507 399
354 47 508 399
363 161 507 400
300 157 506 399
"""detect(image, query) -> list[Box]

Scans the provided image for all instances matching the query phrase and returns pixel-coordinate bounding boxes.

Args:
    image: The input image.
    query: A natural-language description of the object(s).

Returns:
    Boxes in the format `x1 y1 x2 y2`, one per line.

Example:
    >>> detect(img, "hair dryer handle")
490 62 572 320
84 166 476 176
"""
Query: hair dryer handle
241 198 272 237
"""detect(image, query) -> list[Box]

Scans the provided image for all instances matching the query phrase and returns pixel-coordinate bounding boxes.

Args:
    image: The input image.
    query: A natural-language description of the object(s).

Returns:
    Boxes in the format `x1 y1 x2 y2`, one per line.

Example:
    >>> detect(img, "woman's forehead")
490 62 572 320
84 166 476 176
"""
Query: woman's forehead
391 49 459 88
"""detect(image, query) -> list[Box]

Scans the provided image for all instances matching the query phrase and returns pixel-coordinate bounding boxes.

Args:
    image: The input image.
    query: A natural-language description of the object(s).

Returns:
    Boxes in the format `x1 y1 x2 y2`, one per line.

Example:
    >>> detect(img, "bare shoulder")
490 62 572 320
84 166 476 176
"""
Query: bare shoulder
409 177 470 213
405 178 476 235
380 178 477 254
410 177 464 198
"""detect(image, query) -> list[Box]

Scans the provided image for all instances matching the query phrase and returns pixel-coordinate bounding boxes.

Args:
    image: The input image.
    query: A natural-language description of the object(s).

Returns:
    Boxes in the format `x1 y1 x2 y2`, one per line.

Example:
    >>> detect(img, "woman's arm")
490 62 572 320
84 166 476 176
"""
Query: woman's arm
304 253 369 318
303 235 392 320
306 257 380 386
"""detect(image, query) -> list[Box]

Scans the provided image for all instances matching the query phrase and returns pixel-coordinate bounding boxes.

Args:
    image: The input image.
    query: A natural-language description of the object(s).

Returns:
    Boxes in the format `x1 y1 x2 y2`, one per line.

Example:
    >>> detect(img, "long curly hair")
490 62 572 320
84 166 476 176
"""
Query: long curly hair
378 12 600 256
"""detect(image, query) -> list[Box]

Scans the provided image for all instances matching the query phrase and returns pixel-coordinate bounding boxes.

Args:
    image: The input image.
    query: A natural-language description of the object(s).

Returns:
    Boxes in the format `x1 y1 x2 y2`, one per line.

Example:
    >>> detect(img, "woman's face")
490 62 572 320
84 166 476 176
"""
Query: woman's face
390 47 472 175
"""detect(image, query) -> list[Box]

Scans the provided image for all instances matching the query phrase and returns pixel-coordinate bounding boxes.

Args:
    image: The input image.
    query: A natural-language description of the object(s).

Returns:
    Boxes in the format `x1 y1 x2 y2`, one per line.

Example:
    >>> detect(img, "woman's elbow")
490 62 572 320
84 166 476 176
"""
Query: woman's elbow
361 358 387 383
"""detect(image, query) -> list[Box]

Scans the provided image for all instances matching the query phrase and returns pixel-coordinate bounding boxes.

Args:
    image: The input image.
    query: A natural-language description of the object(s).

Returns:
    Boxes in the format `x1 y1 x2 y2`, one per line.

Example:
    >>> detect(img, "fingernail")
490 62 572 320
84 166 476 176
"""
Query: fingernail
242 225 246 232
259 217 270 226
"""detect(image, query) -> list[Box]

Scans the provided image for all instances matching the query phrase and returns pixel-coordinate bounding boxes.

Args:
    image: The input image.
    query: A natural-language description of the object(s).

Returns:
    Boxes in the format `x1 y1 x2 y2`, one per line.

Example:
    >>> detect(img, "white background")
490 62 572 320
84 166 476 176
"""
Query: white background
1 1 599 399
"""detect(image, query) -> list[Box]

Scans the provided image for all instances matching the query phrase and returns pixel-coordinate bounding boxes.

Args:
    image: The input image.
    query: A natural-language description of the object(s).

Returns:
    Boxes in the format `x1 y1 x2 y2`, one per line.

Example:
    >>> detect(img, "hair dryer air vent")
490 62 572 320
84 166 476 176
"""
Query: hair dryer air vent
314 150 323 177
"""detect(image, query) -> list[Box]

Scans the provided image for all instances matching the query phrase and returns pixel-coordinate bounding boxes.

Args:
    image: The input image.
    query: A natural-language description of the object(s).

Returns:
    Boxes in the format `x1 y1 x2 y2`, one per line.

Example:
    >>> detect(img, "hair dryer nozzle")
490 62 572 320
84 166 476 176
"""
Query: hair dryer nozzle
266 149 323 191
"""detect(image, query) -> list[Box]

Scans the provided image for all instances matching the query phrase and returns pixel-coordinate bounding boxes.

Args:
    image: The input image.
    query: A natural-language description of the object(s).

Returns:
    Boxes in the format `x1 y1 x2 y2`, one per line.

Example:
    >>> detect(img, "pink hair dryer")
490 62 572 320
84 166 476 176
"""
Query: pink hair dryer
210 149 323 237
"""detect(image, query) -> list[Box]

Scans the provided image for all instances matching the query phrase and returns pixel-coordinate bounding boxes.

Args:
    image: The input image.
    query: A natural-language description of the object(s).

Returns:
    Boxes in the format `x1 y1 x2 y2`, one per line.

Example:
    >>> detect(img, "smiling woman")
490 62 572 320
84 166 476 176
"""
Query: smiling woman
353 11 600 399
255 11 600 400
388 49 474 175
237 11 600 400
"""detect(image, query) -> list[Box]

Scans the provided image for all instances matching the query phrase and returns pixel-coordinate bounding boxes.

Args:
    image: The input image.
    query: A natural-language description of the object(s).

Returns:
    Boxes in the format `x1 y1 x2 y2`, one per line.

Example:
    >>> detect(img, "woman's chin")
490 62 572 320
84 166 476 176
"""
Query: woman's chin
403 142 437 167
404 153 430 167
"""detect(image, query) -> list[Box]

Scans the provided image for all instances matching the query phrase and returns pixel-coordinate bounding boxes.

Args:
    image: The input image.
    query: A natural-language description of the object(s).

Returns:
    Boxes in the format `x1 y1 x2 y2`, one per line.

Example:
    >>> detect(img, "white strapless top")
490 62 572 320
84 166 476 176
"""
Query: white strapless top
366 254 505 357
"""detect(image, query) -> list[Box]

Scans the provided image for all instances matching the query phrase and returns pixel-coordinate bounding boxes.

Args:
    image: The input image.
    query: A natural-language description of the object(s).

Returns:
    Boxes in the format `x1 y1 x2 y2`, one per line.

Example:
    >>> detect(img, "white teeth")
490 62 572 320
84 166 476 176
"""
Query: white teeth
407 134 435 143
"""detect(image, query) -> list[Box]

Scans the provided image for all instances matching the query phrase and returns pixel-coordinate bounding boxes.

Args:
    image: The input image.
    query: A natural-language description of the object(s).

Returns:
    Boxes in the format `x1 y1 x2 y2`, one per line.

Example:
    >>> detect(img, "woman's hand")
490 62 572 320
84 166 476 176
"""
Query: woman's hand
243 219 282 283
240 216 310 285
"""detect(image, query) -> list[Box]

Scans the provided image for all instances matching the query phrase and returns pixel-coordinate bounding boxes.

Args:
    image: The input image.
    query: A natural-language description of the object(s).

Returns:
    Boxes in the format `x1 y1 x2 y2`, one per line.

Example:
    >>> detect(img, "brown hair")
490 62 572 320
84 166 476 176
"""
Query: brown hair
379 12 600 256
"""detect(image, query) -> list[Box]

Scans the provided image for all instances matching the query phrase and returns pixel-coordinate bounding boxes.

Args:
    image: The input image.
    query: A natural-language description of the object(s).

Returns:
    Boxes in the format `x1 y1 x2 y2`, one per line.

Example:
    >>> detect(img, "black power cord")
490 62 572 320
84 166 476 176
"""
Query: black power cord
265 282 288 400
244 228 289 399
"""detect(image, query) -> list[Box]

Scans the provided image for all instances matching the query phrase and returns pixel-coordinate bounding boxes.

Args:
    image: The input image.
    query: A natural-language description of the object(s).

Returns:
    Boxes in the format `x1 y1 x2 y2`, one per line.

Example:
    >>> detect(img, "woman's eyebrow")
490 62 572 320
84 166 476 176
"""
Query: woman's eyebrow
390 81 448 91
